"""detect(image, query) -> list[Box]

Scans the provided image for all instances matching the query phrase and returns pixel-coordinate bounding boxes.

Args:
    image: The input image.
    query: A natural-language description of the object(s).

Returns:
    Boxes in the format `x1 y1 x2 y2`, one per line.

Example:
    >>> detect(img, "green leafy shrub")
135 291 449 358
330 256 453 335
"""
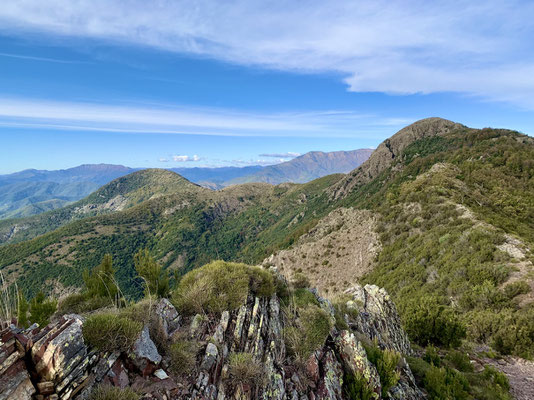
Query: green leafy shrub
172 261 274 315
445 350 473 372
363 342 401 397
424 365 470 400
88 385 140 400
168 339 199 375
482 366 510 391
403 296 465 348
293 288 319 308
227 352 264 387
134 249 169 298
284 304 332 361
82 312 142 353
29 292 57 327
503 281 530 299
423 346 441 366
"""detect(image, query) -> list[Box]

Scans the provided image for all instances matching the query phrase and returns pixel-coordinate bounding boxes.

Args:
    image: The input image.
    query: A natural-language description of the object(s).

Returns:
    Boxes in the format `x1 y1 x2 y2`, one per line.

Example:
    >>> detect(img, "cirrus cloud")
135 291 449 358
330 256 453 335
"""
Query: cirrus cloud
1 1 534 108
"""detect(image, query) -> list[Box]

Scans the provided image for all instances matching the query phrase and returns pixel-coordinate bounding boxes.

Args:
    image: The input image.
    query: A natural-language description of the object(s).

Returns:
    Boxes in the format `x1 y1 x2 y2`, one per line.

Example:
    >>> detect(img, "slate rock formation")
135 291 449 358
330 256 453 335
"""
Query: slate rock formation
0 284 425 399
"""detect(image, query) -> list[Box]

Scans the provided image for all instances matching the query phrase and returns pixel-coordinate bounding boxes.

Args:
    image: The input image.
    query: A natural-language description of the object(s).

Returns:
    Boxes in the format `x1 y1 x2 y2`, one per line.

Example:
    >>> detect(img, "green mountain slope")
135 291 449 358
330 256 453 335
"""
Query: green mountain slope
0 169 206 245
2 118 533 358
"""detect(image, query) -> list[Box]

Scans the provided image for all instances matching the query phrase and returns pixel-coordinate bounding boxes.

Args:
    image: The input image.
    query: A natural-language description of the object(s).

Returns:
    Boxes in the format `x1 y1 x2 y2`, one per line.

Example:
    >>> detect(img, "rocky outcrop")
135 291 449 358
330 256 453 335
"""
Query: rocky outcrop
0 325 35 400
329 118 465 200
0 284 425 399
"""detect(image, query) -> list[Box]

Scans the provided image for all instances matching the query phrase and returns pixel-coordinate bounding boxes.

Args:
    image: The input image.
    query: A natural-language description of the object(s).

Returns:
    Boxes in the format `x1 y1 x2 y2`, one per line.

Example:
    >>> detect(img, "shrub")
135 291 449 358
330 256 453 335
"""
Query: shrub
293 288 319 308
482 365 510 391
29 292 57 327
423 346 441 366
403 296 465 348
227 352 264 388
168 339 198 375
503 281 530 299
173 261 274 315
445 350 473 373
57 292 114 315
82 312 142 353
285 304 332 361
88 385 140 400
291 273 310 289
134 249 169 298
343 371 375 400
363 342 401 397
424 365 470 400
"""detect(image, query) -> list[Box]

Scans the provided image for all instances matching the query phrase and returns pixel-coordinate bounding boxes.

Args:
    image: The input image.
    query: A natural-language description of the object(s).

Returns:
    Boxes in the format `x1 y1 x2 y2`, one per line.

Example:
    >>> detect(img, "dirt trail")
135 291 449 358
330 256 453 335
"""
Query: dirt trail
483 356 534 400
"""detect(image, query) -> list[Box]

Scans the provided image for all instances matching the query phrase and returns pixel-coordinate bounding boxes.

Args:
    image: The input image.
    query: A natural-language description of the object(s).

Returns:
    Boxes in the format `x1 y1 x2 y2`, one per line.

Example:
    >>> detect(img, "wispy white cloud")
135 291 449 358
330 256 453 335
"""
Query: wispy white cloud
1 1 534 108
158 157 169 162
0 51 85 63
259 152 300 158
172 154 200 162
0 97 408 137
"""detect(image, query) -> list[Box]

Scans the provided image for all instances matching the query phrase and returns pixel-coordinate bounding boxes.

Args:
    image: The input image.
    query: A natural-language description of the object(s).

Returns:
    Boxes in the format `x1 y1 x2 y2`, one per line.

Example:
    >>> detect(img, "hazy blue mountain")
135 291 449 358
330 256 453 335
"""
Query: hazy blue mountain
0 149 372 219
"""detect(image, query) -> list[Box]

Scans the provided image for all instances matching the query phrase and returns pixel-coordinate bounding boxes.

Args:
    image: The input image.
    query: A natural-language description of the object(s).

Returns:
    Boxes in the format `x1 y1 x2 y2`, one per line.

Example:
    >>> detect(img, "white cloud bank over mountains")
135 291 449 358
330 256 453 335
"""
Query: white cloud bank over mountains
1 0 534 108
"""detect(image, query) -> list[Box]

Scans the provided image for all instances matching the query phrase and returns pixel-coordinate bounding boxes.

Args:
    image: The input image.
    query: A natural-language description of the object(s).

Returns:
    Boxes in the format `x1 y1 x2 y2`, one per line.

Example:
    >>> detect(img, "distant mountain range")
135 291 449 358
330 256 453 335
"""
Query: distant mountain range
0 149 372 219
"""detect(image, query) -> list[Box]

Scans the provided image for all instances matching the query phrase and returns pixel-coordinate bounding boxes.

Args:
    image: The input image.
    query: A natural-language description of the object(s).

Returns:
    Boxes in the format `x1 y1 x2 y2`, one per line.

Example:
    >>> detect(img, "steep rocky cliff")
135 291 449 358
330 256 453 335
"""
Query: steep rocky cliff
0 282 425 400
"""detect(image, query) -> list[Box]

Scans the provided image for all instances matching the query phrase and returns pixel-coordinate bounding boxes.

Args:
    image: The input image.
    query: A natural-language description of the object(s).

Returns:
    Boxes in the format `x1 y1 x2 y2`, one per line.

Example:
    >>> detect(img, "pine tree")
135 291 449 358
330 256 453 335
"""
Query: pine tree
83 254 119 299
134 249 169 298
17 290 29 329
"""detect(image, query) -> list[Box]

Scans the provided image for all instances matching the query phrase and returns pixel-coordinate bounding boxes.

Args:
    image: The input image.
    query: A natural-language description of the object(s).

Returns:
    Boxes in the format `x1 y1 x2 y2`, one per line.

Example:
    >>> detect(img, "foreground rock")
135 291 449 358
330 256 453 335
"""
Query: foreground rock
0 284 425 399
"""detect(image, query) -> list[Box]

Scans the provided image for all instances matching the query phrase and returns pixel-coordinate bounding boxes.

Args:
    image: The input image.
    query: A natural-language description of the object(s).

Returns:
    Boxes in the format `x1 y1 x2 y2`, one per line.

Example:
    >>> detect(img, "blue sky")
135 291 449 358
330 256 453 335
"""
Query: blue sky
1 1 534 174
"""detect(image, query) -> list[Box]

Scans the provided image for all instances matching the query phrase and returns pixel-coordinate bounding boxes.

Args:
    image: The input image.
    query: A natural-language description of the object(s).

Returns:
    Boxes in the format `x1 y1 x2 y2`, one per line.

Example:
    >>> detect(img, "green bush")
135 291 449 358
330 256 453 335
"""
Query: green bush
284 304 332 361
445 350 473 373
291 273 310 289
482 366 510 391
503 281 530 299
168 339 198 375
88 385 140 400
343 371 375 400
172 261 274 315
293 288 319 308
57 292 115 315
423 346 441 366
82 312 142 353
227 352 264 388
363 342 401 397
29 292 57 327
424 365 470 400
403 296 465 348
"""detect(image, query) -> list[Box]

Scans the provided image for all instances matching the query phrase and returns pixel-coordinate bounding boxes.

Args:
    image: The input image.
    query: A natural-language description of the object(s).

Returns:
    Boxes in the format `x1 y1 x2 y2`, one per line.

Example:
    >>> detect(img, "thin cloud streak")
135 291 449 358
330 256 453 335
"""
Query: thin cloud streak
0 97 413 137
1 1 534 108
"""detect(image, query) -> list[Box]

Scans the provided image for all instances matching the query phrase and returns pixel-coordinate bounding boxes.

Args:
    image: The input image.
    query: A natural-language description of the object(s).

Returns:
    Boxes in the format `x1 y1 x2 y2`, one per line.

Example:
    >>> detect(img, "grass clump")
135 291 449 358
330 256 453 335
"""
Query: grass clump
227 352 264 388
168 339 199 375
82 312 142 353
285 304 332 361
362 342 401 397
172 261 274 315
88 385 140 400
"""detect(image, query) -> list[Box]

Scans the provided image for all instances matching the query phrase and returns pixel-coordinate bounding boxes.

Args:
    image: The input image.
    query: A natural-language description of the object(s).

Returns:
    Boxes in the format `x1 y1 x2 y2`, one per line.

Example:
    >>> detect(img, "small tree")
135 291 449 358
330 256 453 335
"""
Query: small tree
29 292 57 327
17 290 29 329
134 249 169 298
83 254 119 300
